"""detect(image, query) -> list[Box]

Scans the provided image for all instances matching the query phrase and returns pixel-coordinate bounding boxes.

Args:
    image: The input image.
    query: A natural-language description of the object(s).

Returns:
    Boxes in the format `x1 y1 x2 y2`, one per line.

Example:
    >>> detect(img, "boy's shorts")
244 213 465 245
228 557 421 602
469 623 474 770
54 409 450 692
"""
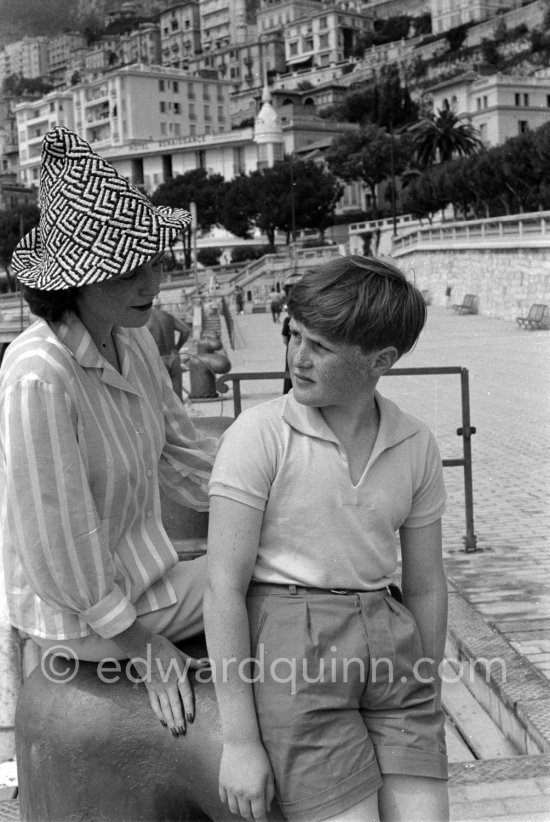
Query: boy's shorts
246 584 447 822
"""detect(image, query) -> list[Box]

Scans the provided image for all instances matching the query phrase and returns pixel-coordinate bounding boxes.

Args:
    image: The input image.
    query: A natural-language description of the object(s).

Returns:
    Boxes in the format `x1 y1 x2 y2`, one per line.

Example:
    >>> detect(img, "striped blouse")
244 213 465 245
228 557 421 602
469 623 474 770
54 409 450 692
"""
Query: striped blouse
0 314 217 640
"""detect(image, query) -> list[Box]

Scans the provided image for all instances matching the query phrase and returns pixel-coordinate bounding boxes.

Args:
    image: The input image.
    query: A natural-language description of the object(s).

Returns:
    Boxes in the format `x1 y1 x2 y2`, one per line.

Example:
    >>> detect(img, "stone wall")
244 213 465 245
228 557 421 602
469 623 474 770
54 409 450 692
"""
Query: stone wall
393 246 550 322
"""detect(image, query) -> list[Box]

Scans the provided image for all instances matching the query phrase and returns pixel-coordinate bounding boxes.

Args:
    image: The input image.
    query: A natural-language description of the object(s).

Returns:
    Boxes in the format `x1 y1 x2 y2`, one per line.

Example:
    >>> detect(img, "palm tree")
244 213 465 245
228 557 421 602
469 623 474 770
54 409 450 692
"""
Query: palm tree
408 108 483 168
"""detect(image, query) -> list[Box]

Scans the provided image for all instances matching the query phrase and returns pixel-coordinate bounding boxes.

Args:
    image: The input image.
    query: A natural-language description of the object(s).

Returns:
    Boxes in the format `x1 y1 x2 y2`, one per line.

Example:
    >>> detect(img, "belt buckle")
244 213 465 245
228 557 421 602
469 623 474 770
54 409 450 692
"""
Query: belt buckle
330 588 350 595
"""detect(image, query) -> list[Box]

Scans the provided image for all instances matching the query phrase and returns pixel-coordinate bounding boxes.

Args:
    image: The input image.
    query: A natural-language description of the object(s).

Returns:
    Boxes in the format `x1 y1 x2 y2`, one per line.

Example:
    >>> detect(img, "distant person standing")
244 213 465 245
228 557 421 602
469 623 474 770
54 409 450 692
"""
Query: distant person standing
269 288 282 323
235 286 244 315
445 284 453 308
147 300 191 399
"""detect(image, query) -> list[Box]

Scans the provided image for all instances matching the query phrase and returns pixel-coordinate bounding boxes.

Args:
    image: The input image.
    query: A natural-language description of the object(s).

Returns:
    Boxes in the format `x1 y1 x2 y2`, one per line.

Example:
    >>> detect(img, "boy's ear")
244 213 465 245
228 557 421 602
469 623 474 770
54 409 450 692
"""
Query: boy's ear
372 346 399 374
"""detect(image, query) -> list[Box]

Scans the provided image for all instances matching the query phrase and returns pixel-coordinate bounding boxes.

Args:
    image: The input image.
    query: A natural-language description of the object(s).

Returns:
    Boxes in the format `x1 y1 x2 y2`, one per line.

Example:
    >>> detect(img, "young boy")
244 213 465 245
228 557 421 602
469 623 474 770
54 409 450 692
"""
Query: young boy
204 256 449 822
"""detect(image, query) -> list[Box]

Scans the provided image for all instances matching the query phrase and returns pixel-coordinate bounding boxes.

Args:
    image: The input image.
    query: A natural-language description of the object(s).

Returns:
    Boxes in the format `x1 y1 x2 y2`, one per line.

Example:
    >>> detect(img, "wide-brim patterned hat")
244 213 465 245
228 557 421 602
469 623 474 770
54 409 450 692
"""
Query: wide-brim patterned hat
12 127 192 291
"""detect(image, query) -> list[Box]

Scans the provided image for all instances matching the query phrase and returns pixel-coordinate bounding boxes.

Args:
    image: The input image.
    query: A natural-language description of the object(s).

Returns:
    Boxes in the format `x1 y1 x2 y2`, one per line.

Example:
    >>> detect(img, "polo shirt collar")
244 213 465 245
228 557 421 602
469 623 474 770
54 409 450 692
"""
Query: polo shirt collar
282 389 420 456
55 313 140 395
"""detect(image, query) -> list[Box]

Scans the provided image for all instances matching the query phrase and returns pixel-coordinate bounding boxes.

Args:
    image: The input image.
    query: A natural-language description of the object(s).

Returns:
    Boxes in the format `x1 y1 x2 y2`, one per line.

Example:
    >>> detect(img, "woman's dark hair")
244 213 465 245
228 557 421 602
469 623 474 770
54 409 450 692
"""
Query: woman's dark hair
22 285 79 323
286 255 427 357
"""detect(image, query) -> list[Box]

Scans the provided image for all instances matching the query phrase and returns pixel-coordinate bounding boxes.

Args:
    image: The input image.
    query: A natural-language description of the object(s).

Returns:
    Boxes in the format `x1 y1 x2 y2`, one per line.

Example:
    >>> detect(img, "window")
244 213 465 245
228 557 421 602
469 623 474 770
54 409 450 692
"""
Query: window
174 102 180 115
483 96 488 108
289 41 298 55
319 34 329 47
188 82 195 99
547 95 550 107
476 97 481 110
159 80 165 92
523 93 529 106
518 120 528 133
515 93 520 106
160 101 166 113
160 122 167 135
173 81 178 93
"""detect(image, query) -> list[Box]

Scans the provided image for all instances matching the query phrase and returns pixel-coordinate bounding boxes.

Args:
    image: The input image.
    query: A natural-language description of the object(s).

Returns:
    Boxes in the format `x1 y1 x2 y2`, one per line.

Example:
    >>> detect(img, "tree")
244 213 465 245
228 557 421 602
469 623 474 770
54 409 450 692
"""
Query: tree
331 66 418 130
494 133 541 213
218 175 257 240
0 205 40 291
408 108 482 167
401 167 448 223
326 125 410 219
151 169 225 234
247 158 343 248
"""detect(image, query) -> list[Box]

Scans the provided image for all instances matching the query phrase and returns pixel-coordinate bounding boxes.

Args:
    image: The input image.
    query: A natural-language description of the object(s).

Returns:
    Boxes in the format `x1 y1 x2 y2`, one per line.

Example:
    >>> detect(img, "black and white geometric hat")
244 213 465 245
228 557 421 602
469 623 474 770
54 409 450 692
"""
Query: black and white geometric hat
12 127 192 291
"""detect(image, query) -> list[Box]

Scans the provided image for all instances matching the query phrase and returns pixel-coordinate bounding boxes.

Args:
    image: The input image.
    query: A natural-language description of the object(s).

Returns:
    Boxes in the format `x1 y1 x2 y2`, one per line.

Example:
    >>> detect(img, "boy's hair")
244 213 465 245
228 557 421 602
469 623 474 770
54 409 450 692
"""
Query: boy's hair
286 255 426 356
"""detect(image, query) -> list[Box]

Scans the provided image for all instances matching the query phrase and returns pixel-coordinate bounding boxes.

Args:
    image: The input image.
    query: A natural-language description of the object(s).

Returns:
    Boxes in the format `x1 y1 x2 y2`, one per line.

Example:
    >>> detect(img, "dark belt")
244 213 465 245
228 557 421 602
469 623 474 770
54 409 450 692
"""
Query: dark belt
249 582 403 602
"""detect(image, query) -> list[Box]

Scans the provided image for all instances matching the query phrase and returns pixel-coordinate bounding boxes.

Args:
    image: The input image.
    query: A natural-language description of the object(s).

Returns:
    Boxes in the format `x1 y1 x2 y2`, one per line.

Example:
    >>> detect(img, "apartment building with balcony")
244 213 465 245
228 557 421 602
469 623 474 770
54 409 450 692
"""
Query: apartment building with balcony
283 4 373 70
15 91 75 187
15 64 232 186
426 71 550 147
47 32 88 87
257 0 325 34
199 0 252 52
0 37 50 87
430 0 524 35
159 2 202 69
119 23 162 66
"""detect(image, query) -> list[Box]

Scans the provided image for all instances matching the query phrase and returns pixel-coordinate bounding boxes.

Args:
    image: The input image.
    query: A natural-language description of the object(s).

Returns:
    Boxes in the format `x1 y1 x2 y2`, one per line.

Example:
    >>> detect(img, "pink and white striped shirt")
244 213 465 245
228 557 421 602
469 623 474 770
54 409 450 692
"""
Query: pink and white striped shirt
0 314 217 640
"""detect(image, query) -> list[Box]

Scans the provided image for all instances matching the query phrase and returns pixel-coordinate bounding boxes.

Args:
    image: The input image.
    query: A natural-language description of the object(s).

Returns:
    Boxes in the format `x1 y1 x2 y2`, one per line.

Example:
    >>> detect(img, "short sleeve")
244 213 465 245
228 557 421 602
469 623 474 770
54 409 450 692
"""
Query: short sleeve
208 406 280 511
402 430 446 528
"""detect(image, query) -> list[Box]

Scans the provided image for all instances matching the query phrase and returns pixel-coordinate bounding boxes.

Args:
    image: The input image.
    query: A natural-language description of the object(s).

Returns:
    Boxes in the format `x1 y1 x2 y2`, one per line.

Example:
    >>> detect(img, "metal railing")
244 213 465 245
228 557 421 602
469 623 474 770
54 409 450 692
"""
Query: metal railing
216 366 478 553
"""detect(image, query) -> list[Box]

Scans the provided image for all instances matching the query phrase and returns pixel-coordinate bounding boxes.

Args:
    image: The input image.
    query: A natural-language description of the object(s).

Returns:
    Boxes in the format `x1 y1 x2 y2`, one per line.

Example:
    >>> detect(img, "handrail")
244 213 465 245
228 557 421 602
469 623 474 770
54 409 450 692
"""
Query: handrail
392 211 550 255
216 366 478 553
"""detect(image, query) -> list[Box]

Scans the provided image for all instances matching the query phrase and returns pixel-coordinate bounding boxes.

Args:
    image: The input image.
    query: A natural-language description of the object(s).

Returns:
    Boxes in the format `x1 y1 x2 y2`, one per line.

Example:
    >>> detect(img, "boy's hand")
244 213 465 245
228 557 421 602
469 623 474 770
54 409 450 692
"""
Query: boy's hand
219 740 275 822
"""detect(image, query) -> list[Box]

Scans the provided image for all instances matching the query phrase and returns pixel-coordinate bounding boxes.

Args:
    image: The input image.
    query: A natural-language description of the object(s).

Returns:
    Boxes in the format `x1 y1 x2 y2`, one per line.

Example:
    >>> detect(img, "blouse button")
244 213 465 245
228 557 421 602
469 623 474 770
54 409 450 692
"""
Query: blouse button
146 469 153 478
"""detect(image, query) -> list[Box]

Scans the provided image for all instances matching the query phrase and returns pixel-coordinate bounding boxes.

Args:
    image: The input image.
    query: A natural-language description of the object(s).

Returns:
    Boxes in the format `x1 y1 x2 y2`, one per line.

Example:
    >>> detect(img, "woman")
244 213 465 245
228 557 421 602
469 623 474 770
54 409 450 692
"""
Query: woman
0 127 217 736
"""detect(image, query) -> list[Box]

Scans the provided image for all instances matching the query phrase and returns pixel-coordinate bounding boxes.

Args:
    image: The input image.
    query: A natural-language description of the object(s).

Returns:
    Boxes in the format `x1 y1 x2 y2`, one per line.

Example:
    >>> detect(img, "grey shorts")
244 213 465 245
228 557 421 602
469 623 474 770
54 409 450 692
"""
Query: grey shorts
246 584 447 822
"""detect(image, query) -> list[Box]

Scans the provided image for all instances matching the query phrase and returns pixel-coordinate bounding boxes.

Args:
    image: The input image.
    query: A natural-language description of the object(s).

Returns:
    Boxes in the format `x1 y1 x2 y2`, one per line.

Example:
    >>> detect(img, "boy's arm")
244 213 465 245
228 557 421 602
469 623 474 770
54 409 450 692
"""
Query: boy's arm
203 495 275 822
399 519 448 706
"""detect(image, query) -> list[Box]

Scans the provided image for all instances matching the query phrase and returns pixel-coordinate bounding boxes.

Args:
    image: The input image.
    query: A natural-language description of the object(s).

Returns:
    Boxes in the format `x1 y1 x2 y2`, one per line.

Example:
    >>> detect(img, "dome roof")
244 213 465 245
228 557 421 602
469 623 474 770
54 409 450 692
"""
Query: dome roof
254 83 283 144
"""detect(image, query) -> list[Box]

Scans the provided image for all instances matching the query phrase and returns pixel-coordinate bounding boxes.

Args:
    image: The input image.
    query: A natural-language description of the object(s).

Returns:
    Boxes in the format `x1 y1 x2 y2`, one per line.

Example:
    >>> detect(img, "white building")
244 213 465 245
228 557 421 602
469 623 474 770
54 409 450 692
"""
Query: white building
0 37 50 87
283 4 373 70
16 90 75 186
15 64 232 186
430 0 524 36
257 0 326 34
158 2 202 69
47 32 88 86
199 0 252 52
426 71 550 147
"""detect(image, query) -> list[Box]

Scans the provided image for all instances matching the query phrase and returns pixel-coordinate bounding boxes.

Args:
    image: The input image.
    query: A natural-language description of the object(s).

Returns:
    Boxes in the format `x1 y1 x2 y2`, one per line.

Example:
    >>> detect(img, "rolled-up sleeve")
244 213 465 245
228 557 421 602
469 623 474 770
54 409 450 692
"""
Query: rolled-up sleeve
158 372 218 511
2 378 137 639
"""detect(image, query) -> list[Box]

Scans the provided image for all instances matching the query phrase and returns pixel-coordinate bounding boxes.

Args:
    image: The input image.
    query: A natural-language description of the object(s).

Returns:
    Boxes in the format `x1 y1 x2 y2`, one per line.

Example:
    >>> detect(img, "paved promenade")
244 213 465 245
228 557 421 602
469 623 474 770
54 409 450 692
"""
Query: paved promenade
1 304 548 822
188 303 550 822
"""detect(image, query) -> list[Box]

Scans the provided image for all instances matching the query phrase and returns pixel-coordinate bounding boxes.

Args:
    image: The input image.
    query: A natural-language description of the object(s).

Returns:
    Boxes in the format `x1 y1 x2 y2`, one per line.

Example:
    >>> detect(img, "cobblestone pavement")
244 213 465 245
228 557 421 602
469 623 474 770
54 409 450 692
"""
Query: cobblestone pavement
187 303 550 822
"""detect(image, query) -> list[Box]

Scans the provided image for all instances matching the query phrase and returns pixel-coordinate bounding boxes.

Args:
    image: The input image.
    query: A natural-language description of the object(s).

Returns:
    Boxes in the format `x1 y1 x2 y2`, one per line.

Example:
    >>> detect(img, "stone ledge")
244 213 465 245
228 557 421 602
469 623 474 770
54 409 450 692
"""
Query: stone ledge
449 753 550 784
447 589 550 754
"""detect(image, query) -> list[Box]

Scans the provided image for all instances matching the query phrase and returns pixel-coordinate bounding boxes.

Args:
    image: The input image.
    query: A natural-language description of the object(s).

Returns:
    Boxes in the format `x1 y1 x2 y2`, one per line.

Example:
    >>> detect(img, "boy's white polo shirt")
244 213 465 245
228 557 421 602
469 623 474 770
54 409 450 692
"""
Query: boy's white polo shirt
209 391 446 590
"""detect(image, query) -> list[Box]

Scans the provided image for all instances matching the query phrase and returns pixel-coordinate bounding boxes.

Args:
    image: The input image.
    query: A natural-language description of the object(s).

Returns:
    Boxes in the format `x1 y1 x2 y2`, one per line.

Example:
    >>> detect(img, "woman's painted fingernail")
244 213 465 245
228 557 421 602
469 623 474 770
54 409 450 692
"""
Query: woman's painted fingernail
160 719 167 727
170 727 178 738
186 712 194 724
178 725 186 736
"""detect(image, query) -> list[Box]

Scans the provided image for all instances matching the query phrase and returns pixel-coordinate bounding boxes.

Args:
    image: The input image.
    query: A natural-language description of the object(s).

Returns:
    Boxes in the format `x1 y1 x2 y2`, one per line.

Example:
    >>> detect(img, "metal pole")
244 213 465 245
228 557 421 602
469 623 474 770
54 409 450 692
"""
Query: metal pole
459 367 478 552
190 201 199 291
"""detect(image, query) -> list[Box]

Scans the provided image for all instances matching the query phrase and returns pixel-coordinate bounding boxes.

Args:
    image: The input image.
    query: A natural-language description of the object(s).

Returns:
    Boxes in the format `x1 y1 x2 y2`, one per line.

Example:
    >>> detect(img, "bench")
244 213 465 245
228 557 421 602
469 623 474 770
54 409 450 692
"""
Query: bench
453 294 478 314
516 303 549 330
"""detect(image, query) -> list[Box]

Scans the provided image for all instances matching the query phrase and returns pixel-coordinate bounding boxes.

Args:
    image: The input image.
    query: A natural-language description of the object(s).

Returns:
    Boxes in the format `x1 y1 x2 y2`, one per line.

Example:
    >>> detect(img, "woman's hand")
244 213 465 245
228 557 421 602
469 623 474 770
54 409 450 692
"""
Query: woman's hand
113 621 208 734
219 741 275 822
131 633 208 734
